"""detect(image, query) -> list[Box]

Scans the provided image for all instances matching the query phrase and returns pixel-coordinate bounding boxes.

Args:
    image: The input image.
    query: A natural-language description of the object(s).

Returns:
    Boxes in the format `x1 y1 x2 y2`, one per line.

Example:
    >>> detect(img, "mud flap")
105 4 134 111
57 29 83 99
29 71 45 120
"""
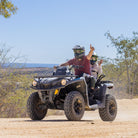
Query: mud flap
99 84 107 105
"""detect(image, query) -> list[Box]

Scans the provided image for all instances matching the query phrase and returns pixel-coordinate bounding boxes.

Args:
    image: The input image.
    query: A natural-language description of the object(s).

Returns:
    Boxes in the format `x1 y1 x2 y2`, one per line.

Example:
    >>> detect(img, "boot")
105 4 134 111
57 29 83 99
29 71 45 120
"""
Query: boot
88 89 97 105
90 87 100 95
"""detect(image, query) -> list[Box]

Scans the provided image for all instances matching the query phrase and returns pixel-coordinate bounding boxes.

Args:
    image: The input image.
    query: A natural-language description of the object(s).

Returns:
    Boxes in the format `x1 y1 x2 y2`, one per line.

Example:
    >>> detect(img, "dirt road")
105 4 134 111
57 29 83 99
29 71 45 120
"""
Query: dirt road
0 99 138 138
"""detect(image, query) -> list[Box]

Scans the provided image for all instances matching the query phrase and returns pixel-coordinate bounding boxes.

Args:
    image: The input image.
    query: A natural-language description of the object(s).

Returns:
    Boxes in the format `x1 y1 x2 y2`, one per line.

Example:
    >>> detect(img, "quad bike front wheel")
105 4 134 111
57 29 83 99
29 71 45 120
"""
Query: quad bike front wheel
27 92 48 120
64 91 85 121
99 94 117 121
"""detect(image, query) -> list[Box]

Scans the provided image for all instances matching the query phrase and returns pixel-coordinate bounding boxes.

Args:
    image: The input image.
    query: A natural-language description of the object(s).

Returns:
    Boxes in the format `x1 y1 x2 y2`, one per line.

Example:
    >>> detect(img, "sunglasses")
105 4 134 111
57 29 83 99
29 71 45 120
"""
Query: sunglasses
74 49 84 54
91 56 98 60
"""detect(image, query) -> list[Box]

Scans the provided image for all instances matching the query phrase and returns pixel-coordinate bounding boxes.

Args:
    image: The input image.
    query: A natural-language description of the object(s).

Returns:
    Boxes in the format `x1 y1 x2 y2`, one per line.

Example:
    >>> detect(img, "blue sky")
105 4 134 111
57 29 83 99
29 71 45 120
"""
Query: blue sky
0 0 138 64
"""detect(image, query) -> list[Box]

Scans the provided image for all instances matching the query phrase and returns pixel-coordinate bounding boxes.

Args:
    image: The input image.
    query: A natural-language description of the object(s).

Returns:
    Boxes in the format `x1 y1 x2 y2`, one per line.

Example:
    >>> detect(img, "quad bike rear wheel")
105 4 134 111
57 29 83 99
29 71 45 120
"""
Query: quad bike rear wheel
64 91 85 121
99 94 117 121
27 92 48 120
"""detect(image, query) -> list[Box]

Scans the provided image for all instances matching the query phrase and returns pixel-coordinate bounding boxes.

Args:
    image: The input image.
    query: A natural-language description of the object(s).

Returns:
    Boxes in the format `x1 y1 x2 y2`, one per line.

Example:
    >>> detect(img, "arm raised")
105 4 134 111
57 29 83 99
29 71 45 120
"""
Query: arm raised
86 44 95 60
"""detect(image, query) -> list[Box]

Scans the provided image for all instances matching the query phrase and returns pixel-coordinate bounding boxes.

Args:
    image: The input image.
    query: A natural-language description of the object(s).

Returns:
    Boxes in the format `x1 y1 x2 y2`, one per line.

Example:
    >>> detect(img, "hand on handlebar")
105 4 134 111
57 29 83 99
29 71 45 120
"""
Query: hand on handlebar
53 65 59 69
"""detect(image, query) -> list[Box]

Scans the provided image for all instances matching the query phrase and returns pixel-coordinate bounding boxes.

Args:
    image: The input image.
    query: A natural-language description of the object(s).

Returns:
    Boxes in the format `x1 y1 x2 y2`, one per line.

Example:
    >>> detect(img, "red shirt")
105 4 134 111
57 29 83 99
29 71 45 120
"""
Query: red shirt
68 56 91 77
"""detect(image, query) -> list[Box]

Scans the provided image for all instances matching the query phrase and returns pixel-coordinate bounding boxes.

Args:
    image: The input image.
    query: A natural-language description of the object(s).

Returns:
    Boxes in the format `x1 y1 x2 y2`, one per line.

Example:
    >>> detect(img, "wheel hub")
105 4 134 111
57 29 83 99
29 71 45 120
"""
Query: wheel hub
74 99 83 114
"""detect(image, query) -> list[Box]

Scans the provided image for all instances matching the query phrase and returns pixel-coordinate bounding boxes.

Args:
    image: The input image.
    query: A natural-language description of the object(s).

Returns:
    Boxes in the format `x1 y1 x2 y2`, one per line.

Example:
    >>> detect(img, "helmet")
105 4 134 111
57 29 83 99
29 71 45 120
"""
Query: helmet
72 45 85 59
90 52 98 65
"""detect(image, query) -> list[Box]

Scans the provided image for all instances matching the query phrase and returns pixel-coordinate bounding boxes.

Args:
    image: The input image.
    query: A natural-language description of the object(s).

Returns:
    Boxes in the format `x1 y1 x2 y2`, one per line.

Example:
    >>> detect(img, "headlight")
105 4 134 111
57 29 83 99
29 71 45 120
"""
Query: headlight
32 80 37 86
61 79 66 85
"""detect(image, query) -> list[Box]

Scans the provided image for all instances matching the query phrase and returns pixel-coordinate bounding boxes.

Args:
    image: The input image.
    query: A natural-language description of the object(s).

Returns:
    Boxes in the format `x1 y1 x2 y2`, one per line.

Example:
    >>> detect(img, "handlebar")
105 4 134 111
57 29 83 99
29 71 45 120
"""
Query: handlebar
96 74 106 83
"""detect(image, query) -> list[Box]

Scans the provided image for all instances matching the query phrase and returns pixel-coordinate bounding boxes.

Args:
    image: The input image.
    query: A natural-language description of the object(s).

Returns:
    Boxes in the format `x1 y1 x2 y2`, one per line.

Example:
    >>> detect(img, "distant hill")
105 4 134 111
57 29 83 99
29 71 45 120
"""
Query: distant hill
1 63 59 77
2 63 59 68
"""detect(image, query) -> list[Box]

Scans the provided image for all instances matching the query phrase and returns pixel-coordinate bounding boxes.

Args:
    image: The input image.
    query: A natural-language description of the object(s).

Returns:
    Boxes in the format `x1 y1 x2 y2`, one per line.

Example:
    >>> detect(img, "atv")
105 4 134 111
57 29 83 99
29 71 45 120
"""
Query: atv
27 65 117 121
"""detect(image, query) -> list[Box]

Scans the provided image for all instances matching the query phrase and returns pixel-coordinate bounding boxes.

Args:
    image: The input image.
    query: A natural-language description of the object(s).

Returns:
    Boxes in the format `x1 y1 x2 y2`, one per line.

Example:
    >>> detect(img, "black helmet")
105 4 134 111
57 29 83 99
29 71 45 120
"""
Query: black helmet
72 45 85 59
90 52 98 65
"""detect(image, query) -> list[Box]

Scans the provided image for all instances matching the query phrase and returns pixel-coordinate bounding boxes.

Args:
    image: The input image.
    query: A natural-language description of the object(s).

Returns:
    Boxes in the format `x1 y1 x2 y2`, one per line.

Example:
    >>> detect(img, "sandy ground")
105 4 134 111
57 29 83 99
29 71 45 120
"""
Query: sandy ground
0 99 138 138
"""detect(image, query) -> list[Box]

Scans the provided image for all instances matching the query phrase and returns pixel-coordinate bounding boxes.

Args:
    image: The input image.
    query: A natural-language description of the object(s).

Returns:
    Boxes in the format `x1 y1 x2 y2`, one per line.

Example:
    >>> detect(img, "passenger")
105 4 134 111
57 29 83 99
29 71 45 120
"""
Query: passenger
90 53 107 108
90 52 103 91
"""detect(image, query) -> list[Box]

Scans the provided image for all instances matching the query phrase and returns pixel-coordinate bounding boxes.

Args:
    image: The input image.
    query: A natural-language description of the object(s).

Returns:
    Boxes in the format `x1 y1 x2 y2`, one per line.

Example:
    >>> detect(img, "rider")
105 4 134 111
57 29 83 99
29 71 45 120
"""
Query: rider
60 44 94 77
